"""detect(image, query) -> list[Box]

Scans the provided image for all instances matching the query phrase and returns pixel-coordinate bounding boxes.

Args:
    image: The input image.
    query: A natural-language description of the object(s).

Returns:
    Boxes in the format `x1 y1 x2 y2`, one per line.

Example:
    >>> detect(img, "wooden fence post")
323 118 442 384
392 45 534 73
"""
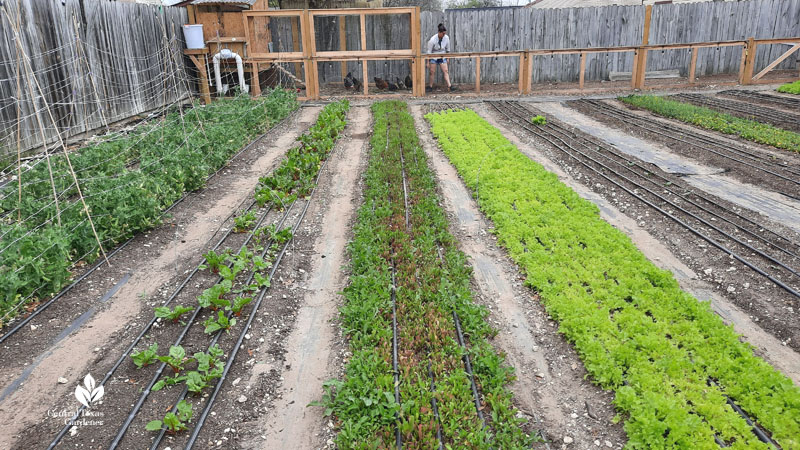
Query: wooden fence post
688 46 698 84
475 56 480 93
579 52 586 89
633 5 652 90
339 18 347 79
741 37 756 85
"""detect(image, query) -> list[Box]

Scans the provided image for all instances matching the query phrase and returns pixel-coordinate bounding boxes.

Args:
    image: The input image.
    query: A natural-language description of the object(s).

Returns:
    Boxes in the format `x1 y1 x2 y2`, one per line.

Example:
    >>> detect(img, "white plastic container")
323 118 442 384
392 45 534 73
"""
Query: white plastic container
183 24 205 50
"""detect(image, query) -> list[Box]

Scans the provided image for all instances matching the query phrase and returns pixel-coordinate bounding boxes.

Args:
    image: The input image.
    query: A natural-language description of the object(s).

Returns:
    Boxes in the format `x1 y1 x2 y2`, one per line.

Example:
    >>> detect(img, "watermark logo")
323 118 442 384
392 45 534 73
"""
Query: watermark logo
74 373 104 408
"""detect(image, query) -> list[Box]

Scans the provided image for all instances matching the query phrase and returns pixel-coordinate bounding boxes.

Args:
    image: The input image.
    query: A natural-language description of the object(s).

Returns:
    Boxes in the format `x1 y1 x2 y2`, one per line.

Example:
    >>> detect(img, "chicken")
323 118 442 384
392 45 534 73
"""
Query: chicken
343 72 354 89
396 77 406 90
405 74 413 89
353 77 362 91
388 80 399 91
374 77 389 90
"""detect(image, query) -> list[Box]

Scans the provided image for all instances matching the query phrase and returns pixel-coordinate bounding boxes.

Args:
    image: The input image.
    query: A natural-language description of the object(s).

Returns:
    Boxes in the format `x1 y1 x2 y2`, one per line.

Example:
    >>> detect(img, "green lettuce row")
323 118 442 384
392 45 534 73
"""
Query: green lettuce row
325 101 531 448
0 90 298 324
425 108 800 450
777 80 800 95
619 94 800 153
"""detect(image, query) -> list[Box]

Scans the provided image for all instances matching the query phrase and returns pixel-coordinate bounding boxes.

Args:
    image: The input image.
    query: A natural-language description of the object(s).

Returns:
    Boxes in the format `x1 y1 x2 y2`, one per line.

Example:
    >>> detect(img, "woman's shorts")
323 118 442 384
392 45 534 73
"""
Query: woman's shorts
431 58 447 65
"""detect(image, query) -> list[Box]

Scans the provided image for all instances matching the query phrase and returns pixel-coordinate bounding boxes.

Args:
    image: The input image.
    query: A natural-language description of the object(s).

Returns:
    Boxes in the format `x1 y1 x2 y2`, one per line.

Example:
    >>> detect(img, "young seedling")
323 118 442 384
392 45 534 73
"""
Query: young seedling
229 296 253 316
145 400 193 433
157 345 192 374
131 343 158 369
233 211 257 232
204 310 236 334
154 305 194 323
197 280 232 309
200 249 228 274
254 272 271 289
531 115 546 125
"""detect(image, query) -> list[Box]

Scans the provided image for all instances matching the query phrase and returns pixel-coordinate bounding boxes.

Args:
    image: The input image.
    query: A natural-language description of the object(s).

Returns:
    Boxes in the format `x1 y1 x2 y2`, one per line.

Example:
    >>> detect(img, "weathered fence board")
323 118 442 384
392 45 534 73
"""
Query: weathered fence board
293 0 798 86
0 0 188 159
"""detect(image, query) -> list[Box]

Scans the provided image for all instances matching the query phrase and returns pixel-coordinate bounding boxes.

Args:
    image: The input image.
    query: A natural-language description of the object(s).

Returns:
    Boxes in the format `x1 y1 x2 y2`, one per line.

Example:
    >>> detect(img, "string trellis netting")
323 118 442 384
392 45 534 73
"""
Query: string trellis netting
0 1 300 328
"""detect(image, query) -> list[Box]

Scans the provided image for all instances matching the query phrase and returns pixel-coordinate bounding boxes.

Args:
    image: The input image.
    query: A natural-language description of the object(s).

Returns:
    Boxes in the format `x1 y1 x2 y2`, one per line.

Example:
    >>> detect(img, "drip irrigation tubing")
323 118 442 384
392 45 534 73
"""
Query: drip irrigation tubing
390 124 404 450
709 379 778 448
47 196 275 449
397 136 443 450
719 90 800 109
576 99 800 184
0 111 296 345
134 199 298 450
521 105 800 263
501 101 800 282
488 100 800 301
183 153 333 450
105 196 288 448
672 93 800 132
453 310 486 425
391 269 403 450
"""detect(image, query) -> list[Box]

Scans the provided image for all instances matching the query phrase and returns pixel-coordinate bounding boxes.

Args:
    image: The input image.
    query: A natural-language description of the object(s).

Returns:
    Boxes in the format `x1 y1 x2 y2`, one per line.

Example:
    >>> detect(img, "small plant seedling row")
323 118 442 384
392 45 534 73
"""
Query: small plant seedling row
570 98 800 188
0 90 299 329
46 100 350 450
670 93 800 133
319 101 532 449
426 107 800 449
491 101 800 310
718 89 800 112
619 94 800 153
777 80 800 95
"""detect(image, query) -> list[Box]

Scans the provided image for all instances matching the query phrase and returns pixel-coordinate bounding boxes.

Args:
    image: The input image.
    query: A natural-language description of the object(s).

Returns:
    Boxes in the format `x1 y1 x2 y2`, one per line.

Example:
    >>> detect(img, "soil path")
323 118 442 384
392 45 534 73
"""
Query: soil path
535 102 800 234
413 105 628 449
475 103 800 386
0 106 322 450
245 106 371 449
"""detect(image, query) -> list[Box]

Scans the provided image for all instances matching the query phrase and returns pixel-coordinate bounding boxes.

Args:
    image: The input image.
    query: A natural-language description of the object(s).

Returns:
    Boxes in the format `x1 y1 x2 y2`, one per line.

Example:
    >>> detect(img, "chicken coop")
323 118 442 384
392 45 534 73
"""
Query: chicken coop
182 1 423 101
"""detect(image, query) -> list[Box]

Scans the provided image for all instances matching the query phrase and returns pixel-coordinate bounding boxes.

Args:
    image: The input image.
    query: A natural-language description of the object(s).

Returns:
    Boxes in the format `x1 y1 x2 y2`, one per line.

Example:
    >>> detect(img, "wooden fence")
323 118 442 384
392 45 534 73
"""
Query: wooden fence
0 0 189 159
294 0 800 85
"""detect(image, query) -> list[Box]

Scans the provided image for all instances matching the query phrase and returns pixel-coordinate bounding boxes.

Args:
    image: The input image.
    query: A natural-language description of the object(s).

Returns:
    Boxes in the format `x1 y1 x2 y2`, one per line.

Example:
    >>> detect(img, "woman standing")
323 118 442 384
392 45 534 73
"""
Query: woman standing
426 23 458 92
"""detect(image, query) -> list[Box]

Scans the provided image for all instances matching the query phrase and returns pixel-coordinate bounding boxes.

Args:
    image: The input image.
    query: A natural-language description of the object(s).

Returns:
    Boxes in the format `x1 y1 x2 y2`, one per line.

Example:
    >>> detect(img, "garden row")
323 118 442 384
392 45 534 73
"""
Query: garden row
620 94 800 153
425 108 800 449
47 100 349 449
778 80 800 95
321 101 531 448
0 90 298 324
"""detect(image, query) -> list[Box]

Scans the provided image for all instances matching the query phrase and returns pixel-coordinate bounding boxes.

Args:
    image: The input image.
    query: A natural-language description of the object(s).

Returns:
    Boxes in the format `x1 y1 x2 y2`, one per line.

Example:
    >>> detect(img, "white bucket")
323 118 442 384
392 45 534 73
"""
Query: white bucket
183 24 204 50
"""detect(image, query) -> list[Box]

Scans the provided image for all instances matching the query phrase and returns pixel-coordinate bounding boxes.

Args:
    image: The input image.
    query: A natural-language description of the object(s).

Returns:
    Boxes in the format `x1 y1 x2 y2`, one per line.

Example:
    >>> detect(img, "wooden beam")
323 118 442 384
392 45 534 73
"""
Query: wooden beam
688 47 698 84
291 16 303 80
631 48 639 89
525 51 533 93
475 56 480 94
360 13 367 52
362 60 368 95
251 62 261 97
636 49 648 89
339 17 347 79
737 44 748 84
579 52 586 89
189 54 212 105
518 53 526 94
315 49 415 58
741 37 757 84
752 43 800 81
642 5 652 46
308 7 416 16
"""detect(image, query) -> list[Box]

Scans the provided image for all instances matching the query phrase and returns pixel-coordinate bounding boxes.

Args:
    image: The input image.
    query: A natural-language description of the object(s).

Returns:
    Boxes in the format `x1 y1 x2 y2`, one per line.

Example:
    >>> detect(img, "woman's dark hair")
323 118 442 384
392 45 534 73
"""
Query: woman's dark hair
437 23 447 33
